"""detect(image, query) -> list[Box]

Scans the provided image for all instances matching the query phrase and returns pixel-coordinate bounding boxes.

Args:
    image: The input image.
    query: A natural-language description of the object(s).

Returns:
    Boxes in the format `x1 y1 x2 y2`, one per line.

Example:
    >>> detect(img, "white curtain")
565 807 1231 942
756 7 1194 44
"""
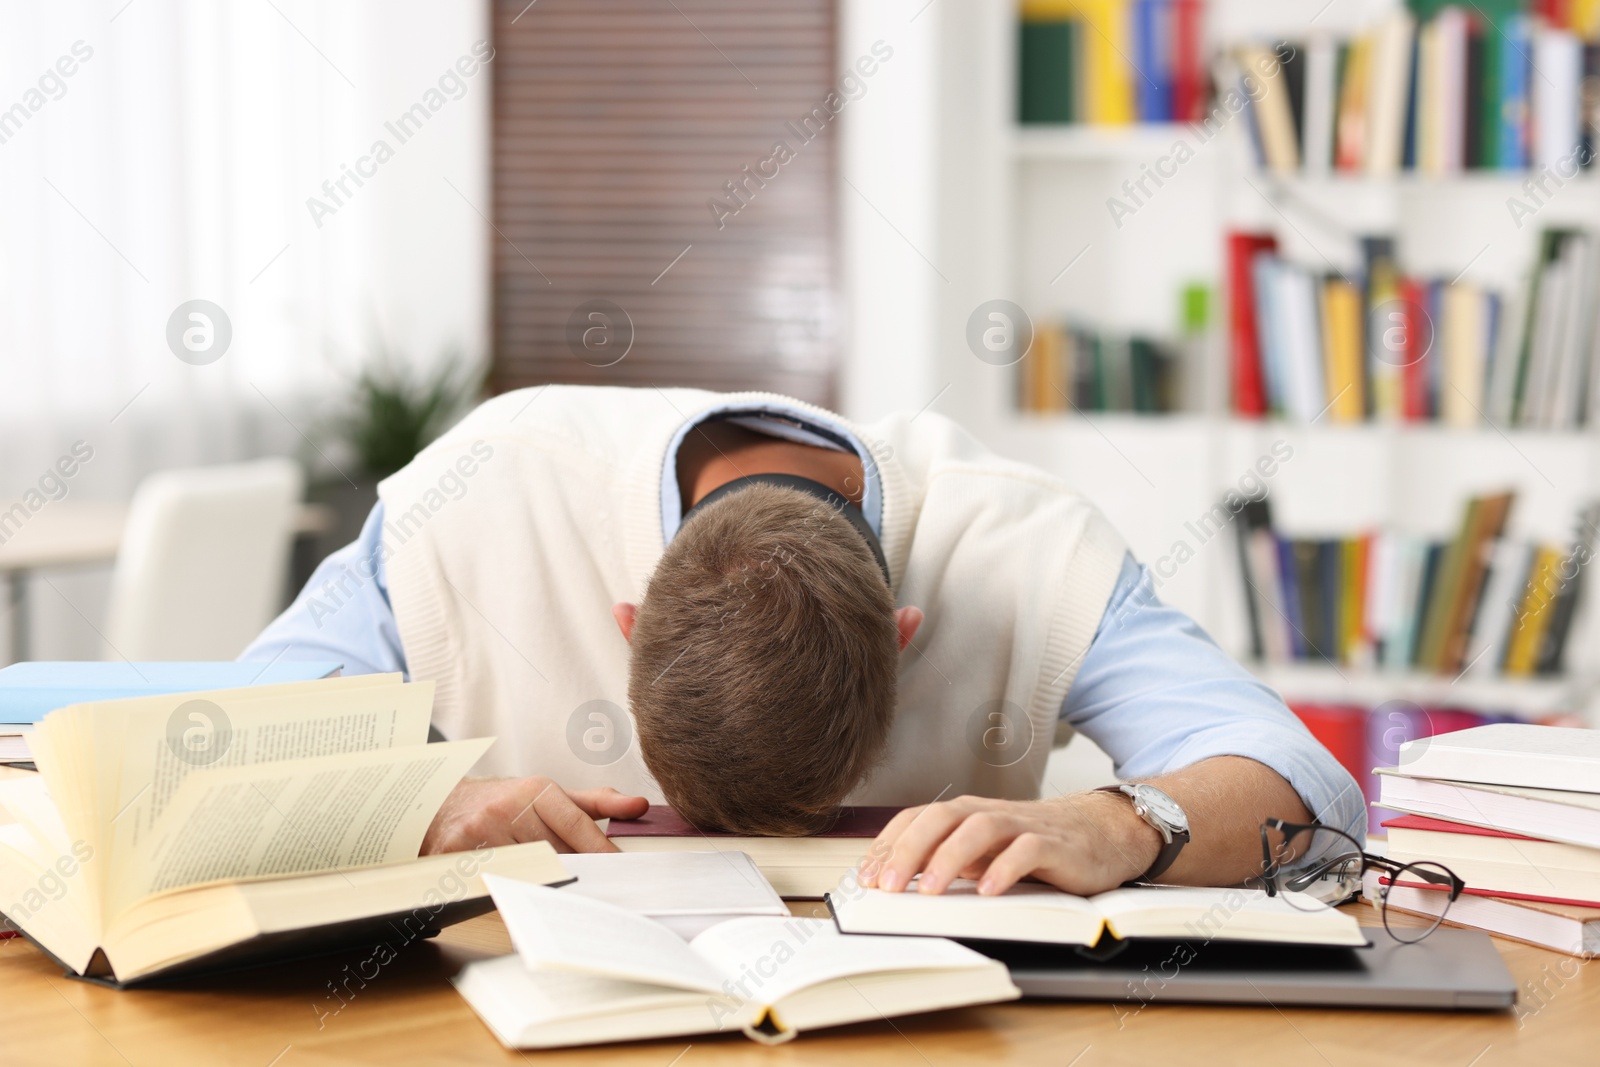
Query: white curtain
0 0 489 657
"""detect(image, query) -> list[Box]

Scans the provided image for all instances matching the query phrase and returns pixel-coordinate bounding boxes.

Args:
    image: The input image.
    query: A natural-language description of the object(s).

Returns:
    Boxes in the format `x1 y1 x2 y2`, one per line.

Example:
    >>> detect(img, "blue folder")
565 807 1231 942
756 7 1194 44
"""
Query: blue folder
0 661 344 724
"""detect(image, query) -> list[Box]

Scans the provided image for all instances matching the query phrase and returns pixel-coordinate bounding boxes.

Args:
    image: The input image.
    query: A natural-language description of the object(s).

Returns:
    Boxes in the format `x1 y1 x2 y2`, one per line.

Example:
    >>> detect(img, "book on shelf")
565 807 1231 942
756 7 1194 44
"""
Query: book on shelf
1017 0 1208 126
1221 225 1600 428
454 875 1018 1049
0 673 569 985
1363 869 1600 956
1237 2 1588 177
1016 321 1180 414
1236 490 1591 681
606 805 895 899
826 881 1368 948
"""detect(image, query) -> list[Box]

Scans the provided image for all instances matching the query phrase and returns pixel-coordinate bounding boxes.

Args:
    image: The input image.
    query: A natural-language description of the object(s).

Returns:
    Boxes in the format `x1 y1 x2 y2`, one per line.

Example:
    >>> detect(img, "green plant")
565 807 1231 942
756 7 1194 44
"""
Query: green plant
341 351 483 478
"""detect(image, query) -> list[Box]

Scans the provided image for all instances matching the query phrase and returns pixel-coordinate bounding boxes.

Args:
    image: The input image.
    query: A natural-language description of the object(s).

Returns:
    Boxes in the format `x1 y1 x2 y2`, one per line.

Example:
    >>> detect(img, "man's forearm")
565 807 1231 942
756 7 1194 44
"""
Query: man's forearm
1097 754 1314 886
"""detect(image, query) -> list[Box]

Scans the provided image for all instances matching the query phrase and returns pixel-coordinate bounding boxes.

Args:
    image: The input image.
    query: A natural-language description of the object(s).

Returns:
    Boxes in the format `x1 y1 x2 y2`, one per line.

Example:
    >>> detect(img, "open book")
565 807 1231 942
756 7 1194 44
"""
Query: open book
0 673 569 984
827 881 1368 949
454 875 1019 1048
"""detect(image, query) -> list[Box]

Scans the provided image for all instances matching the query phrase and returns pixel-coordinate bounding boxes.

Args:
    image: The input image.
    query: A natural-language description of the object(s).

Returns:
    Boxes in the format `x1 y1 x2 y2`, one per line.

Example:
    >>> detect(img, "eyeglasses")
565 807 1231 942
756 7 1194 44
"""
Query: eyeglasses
1259 818 1466 944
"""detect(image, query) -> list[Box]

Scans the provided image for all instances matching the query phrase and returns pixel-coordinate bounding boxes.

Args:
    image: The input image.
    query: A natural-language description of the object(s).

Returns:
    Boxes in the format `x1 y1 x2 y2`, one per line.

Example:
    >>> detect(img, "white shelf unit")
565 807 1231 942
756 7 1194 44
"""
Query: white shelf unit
927 0 1600 721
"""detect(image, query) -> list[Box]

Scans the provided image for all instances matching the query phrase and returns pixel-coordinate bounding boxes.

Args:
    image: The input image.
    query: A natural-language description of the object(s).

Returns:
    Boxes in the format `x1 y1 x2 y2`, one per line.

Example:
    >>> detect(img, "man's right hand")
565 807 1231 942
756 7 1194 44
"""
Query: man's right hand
420 777 649 855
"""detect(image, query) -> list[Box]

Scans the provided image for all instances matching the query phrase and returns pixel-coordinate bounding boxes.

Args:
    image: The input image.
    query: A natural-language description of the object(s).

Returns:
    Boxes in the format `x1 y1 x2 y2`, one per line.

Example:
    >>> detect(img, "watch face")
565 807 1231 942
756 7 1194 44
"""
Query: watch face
1132 785 1189 833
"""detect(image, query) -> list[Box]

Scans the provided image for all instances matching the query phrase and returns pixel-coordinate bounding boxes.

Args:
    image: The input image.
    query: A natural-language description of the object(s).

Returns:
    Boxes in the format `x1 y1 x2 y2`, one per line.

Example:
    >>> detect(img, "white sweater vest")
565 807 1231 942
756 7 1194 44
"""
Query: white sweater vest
378 386 1125 804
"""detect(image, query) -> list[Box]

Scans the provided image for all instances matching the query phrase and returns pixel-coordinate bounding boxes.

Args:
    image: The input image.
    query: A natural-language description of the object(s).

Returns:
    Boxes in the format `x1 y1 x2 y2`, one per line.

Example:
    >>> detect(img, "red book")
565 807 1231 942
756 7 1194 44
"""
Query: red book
607 806 898 839
1291 703 1368 799
1226 231 1277 417
1381 815 1600 908
1173 0 1205 123
1398 276 1428 420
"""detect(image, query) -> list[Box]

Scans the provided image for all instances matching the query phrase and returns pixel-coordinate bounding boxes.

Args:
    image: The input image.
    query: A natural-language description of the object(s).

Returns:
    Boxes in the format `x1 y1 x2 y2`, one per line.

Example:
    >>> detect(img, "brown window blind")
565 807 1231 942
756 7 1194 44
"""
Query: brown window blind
491 0 838 405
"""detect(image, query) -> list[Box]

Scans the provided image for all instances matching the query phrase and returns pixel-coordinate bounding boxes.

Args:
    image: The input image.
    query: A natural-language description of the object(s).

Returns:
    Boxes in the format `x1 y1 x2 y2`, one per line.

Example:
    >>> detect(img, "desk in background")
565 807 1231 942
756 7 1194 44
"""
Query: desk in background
0 501 335 663
0 902 1592 1067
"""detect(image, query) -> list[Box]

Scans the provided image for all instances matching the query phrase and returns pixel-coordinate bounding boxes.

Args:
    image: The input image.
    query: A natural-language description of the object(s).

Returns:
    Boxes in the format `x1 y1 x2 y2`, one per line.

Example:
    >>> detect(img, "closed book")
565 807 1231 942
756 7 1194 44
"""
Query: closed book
828 882 1366 948
1533 27 1583 172
1320 275 1364 422
1080 0 1134 124
1415 496 1480 671
1172 0 1204 121
1504 546 1562 676
1439 285 1487 428
1376 767 1600 851
1439 491 1515 674
0 660 343 724
1293 540 1327 660
1235 497 1274 660
1277 535 1306 659
1302 35 1338 174
607 805 897 899
1398 276 1430 420
1463 15 1485 168
1363 869 1600 957
1239 44 1300 173
1227 232 1278 416
1334 34 1371 171
1133 0 1172 122
1536 502 1600 674
1466 538 1532 676
1382 814 1600 904
1018 16 1077 124
1279 262 1328 422
1365 10 1415 176
1435 7 1468 172
1496 13 1531 169
1362 236 1400 419
1395 722 1600 794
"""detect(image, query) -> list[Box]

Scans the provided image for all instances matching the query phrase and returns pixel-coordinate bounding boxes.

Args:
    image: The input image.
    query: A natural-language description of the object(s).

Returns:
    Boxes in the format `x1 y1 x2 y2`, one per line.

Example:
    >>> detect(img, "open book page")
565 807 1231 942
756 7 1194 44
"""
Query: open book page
485 874 726 994
85 674 427 846
557 851 786 917
0 823 100 973
829 879 1107 944
1091 885 1366 944
689 916 997 1005
107 737 489 921
0 776 73 857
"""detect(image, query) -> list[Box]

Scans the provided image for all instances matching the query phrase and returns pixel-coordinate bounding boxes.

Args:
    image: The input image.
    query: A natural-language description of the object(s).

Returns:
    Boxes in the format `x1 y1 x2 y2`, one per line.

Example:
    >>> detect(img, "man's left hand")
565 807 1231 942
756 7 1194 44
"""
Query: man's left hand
858 792 1163 896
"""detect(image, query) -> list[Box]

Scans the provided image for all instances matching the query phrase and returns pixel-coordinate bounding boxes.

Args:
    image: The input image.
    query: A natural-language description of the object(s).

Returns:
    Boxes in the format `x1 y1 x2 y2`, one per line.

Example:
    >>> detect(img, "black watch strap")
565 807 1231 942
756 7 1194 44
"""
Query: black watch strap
1097 784 1190 882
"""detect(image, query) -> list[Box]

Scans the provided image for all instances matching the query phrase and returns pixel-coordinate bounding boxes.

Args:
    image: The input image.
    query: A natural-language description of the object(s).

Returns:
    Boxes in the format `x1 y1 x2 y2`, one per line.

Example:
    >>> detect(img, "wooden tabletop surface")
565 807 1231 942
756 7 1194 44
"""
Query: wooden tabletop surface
0 899 1592 1067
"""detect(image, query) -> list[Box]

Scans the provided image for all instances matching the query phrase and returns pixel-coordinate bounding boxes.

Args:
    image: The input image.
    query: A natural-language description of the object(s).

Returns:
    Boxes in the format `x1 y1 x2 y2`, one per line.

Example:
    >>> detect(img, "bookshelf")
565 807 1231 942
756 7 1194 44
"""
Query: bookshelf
928 0 1600 724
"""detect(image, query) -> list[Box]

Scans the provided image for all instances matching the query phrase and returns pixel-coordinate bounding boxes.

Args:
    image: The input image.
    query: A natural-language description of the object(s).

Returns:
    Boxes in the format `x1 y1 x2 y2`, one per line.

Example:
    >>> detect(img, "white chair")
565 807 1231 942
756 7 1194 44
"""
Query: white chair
105 458 304 661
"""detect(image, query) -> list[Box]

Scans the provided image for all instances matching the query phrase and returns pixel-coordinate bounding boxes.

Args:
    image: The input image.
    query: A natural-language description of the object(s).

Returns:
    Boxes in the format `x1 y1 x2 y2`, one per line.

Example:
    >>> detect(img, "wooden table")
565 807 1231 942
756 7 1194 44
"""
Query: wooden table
0 501 335 663
0 903 1591 1067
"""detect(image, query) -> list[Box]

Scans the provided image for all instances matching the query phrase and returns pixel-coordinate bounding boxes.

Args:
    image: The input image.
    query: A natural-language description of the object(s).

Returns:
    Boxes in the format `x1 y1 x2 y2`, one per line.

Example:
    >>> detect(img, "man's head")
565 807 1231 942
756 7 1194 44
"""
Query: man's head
616 483 921 836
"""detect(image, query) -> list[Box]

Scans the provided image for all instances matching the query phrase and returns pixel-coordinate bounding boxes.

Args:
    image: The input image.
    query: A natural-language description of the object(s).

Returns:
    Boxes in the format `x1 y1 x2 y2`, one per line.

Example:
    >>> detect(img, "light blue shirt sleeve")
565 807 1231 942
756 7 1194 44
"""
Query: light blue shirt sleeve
1064 554 1366 842
238 502 408 678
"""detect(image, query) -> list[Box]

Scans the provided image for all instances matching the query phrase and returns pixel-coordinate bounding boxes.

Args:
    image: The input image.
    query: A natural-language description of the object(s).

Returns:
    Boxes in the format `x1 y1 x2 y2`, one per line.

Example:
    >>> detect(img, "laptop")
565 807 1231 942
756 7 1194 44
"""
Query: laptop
982 926 1516 1010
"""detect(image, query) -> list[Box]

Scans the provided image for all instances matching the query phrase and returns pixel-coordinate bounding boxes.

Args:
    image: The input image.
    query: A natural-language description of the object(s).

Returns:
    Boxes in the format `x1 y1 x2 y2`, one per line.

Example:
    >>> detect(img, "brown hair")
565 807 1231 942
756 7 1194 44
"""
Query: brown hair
628 483 898 835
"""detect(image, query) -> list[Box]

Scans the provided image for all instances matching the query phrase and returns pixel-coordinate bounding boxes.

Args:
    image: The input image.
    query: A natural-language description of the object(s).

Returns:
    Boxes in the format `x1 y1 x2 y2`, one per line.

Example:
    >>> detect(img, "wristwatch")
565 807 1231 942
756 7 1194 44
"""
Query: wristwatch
1097 783 1191 882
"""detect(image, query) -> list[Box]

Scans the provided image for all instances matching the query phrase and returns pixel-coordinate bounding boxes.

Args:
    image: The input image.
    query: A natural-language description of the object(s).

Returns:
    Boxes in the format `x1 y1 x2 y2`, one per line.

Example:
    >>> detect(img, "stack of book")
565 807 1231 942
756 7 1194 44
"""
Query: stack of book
1233 2 1600 177
1368 722 1600 958
1017 321 1181 414
1235 492 1597 677
1018 0 1208 125
1230 227 1600 427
